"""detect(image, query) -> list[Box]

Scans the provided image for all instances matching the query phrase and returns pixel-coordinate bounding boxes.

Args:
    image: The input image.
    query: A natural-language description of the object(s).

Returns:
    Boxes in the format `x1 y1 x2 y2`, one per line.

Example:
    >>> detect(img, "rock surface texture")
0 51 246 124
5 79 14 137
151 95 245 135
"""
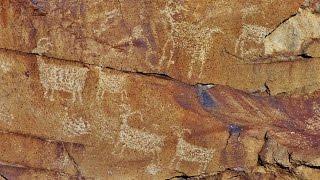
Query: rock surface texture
0 0 320 179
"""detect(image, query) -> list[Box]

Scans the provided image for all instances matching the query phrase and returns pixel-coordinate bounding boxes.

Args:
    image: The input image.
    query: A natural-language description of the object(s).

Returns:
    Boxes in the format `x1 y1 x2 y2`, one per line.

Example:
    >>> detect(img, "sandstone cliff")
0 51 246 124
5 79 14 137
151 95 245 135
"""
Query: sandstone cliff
0 0 319 179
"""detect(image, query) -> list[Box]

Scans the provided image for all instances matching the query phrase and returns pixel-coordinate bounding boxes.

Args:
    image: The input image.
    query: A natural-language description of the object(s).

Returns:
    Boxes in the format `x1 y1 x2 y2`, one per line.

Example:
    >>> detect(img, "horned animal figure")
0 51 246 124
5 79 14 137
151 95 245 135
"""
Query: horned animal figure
113 104 166 163
37 56 89 103
160 0 222 78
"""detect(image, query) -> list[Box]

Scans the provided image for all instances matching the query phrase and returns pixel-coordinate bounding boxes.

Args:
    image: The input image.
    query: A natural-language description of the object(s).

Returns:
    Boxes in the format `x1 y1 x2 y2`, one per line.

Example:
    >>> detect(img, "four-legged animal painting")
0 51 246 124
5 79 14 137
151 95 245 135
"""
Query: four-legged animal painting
113 104 166 165
37 56 89 103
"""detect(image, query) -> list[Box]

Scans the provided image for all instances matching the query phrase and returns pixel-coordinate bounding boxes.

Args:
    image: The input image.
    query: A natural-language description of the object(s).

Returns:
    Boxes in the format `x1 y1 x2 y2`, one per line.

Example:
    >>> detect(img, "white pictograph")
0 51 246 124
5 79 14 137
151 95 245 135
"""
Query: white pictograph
0 61 12 75
145 163 162 175
113 104 166 165
170 126 214 174
60 110 91 137
160 0 222 78
235 24 271 58
240 5 258 18
95 67 127 101
37 56 89 103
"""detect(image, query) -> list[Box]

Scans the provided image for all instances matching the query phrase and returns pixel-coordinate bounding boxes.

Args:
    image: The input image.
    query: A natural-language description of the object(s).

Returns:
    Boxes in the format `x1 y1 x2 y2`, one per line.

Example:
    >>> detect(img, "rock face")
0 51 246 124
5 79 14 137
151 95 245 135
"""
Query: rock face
0 0 319 179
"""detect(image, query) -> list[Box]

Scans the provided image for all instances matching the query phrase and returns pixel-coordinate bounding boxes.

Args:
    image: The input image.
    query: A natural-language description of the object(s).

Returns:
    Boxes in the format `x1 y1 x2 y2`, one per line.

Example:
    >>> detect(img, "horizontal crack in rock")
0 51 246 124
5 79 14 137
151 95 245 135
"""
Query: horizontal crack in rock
0 161 71 177
0 47 194 87
0 130 88 147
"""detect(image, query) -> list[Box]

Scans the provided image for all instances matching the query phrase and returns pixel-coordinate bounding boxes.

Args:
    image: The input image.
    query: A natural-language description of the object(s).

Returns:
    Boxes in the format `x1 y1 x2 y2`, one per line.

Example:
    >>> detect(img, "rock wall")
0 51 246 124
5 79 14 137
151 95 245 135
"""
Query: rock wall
0 0 319 179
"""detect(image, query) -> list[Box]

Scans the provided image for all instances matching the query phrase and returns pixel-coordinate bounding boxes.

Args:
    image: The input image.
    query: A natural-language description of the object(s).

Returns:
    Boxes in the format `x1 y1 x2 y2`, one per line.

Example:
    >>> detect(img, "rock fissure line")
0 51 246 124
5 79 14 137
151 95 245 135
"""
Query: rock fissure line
0 173 7 180
224 47 320 65
0 130 87 148
63 144 83 178
3 46 320 98
264 12 299 38
289 155 320 169
0 47 196 87
0 161 71 177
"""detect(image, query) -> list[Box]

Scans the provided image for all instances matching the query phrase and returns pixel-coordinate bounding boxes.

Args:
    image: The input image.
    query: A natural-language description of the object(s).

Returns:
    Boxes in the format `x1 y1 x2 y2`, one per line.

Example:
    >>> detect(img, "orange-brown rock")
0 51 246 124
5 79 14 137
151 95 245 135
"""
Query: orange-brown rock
0 49 319 179
0 0 320 179
4 0 320 95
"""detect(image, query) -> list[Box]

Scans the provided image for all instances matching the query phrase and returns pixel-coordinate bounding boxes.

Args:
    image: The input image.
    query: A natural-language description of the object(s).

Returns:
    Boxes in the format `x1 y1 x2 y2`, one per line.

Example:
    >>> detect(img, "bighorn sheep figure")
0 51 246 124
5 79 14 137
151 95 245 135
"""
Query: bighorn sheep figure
113 104 166 163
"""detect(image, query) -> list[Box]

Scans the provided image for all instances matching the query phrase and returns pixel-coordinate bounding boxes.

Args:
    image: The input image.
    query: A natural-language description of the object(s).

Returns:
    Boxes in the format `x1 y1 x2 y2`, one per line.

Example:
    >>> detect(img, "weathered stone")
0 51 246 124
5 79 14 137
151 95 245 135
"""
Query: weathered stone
264 8 320 56
0 50 319 179
1 0 320 179
305 39 320 57
3 0 319 95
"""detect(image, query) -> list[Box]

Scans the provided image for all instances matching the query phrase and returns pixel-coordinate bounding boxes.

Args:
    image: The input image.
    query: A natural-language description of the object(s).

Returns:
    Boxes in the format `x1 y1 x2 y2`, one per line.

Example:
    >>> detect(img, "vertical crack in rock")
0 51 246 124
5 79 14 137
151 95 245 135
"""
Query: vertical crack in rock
258 132 291 169
257 131 320 179
62 143 83 179
221 124 246 171
264 82 271 96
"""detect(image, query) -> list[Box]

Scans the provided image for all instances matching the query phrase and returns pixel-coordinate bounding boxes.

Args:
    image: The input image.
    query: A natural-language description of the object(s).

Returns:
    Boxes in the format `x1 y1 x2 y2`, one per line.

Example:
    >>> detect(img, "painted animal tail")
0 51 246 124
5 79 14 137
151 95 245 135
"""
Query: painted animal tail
171 126 191 138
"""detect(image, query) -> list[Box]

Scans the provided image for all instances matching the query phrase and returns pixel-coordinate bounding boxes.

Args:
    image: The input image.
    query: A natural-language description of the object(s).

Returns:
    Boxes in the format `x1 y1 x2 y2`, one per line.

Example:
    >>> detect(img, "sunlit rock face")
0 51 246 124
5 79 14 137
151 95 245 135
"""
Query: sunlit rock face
0 0 320 179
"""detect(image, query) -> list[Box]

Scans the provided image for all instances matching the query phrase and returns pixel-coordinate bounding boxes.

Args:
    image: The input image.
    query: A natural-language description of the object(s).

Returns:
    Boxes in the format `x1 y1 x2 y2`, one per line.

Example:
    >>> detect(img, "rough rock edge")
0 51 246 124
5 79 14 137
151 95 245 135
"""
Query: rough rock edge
166 131 320 179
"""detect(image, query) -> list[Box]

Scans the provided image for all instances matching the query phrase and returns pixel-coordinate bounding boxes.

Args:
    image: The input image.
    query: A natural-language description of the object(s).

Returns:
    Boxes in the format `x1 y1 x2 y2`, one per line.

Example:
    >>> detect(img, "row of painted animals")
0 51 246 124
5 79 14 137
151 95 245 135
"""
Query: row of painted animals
37 56 126 104
37 56 214 173
112 103 214 174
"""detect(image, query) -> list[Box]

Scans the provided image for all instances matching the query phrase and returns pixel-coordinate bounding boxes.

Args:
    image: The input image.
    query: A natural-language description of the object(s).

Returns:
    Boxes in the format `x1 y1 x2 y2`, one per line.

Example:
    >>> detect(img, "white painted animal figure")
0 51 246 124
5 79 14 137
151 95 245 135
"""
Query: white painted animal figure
170 126 214 174
235 24 271 58
0 61 12 75
63 117 91 137
160 0 222 78
37 56 89 103
114 104 166 163
59 109 91 137
95 67 127 101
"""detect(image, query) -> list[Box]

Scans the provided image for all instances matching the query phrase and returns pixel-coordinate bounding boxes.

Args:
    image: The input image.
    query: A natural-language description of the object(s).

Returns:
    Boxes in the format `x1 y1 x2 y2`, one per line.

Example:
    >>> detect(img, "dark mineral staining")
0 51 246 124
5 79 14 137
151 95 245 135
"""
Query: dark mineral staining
196 85 216 109
199 91 215 108
228 124 242 135
31 0 47 16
